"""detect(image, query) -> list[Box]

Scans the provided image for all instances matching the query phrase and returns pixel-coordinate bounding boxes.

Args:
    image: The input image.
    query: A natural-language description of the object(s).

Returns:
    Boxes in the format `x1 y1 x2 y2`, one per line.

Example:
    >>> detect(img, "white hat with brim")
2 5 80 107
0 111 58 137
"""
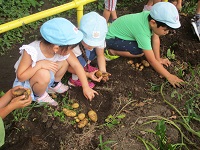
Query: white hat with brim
40 18 83 46
80 12 108 47
150 2 181 29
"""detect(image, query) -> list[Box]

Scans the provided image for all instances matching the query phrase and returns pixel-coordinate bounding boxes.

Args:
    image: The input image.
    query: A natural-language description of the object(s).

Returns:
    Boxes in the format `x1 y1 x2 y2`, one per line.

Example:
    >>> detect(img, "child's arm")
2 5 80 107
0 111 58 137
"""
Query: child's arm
0 86 32 119
17 50 58 82
143 50 184 87
152 33 171 67
96 48 111 82
67 51 98 100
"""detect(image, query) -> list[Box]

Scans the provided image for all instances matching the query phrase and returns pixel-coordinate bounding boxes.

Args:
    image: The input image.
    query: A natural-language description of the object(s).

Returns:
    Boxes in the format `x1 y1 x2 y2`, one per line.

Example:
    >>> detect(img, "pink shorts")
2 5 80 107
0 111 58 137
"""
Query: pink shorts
104 0 117 11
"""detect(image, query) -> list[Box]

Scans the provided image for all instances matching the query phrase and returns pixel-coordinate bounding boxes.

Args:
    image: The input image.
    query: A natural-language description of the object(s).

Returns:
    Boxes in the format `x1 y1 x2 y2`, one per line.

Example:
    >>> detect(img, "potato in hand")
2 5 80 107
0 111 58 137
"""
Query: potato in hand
12 88 31 100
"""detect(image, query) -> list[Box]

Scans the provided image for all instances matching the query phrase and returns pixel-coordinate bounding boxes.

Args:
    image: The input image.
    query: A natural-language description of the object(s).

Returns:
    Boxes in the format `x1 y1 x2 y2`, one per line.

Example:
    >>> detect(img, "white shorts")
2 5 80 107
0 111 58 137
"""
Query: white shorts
104 0 117 11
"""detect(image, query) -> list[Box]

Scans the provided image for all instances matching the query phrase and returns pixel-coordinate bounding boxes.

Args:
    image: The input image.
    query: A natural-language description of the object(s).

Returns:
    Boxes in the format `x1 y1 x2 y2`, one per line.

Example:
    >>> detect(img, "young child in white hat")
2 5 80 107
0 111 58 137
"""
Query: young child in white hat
104 2 184 88
67 12 110 88
13 18 98 106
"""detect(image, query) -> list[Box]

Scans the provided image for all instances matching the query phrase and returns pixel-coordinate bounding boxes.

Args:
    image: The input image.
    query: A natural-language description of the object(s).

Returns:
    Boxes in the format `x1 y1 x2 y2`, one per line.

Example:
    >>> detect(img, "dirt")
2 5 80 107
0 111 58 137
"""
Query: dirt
1 1 200 150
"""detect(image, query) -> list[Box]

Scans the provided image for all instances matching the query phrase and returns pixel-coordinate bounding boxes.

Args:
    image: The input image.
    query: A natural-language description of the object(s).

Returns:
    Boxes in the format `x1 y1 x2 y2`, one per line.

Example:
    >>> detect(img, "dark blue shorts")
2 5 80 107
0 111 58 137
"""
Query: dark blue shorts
106 38 143 55
77 49 96 67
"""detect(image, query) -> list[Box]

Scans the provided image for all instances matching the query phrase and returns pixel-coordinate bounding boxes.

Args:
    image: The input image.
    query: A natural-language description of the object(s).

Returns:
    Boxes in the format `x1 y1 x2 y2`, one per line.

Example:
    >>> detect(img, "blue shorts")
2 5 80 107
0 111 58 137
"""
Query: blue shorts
77 49 97 67
106 38 143 55
13 71 55 101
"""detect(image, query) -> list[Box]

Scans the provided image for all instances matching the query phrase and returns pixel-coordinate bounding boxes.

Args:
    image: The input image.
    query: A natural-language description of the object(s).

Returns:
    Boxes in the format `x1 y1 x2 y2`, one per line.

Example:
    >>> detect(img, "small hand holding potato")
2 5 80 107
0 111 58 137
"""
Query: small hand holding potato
95 70 111 82
12 88 31 100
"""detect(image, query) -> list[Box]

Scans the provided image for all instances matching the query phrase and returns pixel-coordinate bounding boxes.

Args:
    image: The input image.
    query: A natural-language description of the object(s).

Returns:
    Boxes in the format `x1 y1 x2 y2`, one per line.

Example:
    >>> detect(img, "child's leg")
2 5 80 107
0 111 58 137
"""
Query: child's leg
153 0 162 4
54 60 69 82
29 69 51 96
103 9 111 22
105 38 144 58
111 10 117 21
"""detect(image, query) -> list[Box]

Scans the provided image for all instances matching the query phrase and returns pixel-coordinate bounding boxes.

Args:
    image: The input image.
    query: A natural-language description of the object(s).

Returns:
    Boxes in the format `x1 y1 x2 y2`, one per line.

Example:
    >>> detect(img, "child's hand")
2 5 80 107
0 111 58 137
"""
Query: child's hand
101 72 111 82
10 94 32 109
88 70 103 82
166 74 184 88
37 60 58 73
10 86 24 97
159 58 171 67
83 87 98 101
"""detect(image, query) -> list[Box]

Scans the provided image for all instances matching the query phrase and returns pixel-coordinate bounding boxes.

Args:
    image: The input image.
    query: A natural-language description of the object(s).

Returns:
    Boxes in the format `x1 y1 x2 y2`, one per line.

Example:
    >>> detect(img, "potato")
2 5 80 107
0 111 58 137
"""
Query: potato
95 70 109 78
139 65 144 71
75 118 80 123
141 60 150 67
72 103 79 109
127 60 134 65
88 110 98 122
63 108 76 117
95 70 102 78
78 113 85 120
78 118 88 128
12 88 31 100
135 63 140 68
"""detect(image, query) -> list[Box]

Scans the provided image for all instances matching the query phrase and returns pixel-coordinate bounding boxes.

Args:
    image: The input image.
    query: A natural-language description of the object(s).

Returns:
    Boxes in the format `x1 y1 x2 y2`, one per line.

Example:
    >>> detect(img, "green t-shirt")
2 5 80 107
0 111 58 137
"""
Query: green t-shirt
106 11 152 50
0 117 5 147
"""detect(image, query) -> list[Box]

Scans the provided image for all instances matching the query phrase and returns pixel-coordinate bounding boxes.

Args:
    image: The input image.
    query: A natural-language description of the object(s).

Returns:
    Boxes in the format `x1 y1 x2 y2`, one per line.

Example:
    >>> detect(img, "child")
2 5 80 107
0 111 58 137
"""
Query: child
104 2 184 88
13 18 98 106
103 0 117 22
191 0 200 41
68 12 110 88
143 0 182 11
0 86 32 147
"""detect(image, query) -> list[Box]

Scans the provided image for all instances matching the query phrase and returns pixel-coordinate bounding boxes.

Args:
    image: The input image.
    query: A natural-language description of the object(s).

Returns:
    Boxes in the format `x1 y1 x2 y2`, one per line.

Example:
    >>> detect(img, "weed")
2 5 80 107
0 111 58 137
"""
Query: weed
167 48 176 60
98 135 116 150
104 114 126 128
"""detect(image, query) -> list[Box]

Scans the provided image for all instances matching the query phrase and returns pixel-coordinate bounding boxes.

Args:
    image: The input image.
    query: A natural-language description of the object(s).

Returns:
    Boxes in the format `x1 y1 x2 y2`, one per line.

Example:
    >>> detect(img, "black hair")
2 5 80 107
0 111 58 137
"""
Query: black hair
39 36 79 52
148 15 173 30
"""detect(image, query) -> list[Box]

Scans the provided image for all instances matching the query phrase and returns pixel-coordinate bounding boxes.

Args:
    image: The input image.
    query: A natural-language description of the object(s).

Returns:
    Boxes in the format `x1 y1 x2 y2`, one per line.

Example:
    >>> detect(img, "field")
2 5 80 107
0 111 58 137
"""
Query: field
0 0 200 150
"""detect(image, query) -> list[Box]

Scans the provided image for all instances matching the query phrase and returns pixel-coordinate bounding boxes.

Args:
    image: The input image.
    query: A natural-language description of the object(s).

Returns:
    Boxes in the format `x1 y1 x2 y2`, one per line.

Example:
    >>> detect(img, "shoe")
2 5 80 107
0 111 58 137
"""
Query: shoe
104 49 120 61
84 64 98 72
36 92 58 106
68 78 95 88
48 82 69 94
191 15 200 41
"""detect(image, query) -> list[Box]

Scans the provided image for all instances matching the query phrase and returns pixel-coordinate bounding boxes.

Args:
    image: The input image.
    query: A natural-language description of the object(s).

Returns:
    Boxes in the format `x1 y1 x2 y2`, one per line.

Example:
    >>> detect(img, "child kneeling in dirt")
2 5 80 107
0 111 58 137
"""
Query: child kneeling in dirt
68 12 110 88
13 18 98 106
0 86 32 147
104 2 184 88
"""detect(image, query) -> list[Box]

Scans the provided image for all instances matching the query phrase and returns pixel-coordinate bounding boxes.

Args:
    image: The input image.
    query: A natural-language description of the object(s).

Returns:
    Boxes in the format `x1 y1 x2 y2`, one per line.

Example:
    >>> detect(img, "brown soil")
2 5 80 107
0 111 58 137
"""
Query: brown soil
1 1 200 150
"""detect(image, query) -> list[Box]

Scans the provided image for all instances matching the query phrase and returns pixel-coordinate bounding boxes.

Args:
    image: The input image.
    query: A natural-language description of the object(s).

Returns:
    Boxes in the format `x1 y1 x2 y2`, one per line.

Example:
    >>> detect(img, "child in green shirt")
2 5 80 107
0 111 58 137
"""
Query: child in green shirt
104 2 184 88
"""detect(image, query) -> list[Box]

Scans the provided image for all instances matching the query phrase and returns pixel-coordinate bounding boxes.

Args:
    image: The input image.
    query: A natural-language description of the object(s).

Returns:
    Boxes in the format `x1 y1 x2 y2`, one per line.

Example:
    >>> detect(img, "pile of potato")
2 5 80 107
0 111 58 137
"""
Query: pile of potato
63 102 97 128
127 60 150 71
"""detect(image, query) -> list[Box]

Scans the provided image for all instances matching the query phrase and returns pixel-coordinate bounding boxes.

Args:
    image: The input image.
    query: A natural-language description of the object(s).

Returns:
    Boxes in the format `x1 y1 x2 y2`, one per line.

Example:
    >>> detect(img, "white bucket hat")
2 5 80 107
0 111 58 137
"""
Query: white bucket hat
79 12 108 47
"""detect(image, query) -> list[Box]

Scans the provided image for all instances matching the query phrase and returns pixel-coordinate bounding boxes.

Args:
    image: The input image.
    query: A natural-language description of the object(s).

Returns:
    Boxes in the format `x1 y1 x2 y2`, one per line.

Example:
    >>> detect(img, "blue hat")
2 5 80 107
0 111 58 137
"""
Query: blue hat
150 2 181 29
40 18 83 46
79 12 108 47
